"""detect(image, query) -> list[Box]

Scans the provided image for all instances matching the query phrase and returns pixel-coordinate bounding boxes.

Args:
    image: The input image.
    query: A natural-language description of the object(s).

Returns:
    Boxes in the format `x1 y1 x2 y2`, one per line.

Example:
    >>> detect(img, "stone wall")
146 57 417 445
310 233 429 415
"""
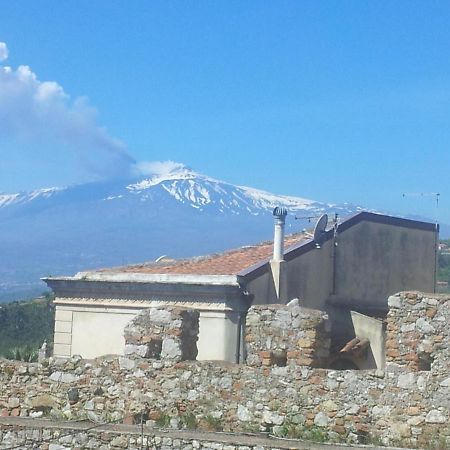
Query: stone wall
0 292 449 449
386 292 449 373
245 300 330 368
123 307 199 364
0 417 390 450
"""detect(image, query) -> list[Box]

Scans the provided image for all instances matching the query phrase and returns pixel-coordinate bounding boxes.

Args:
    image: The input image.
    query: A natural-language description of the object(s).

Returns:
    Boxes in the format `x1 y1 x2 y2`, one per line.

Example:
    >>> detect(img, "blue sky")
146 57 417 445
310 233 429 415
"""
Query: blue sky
0 1 449 222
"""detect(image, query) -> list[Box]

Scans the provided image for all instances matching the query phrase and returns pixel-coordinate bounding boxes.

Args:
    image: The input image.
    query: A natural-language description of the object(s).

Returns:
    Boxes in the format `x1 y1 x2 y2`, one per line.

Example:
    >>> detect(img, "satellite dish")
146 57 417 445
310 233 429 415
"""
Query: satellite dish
313 214 328 241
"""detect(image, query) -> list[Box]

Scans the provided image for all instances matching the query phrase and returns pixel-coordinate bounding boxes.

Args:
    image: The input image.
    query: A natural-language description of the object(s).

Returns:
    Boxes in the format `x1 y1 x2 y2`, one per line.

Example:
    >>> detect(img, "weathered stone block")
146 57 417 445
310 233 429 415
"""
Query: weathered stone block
246 304 329 368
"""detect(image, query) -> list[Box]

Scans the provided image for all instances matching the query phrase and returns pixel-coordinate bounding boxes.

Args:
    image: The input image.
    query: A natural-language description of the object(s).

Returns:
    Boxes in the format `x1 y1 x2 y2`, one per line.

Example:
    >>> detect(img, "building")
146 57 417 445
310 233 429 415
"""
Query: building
44 211 438 366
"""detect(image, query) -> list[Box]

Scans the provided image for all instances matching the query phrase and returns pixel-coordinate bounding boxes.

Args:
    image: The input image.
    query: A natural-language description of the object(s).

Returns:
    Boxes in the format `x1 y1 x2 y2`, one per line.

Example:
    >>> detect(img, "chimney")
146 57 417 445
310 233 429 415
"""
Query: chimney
270 207 288 303
272 206 287 261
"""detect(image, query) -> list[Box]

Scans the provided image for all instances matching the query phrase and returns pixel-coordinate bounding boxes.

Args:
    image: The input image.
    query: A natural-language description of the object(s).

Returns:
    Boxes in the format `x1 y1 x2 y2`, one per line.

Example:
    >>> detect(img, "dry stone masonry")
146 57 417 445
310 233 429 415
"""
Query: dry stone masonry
0 292 449 449
123 307 199 365
245 300 330 368
386 292 449 373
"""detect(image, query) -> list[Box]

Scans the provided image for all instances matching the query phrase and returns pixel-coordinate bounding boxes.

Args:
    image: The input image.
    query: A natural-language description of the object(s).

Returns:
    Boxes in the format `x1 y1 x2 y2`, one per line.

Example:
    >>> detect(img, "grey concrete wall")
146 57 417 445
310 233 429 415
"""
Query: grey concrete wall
285 238 335 309
246 270 278 306
247 238 334 309
333 221 436 311
246 220 436 314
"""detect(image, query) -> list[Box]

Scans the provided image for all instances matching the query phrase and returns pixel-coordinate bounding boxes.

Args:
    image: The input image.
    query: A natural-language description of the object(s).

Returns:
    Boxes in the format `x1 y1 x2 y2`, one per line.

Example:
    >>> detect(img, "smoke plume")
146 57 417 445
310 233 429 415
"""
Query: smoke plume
0 42 135 178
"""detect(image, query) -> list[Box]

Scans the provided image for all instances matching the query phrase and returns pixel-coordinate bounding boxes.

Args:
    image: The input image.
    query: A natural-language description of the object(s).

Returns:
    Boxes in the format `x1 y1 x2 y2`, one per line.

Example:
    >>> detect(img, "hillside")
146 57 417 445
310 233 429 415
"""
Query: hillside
0 294 54 357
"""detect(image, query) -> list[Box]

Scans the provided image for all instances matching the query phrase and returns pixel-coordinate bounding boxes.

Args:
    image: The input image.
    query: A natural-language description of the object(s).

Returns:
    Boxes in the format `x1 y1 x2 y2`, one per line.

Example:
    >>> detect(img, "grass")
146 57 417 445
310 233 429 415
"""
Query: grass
4 345 38 362
180 411 197 430
204 414 223 431
155 413 171 428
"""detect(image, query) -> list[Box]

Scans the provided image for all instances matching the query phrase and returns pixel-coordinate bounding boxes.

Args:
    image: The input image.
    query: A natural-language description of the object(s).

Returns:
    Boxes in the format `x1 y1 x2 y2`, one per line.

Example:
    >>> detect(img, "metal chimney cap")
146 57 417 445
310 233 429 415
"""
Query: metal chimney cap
273 206 288 218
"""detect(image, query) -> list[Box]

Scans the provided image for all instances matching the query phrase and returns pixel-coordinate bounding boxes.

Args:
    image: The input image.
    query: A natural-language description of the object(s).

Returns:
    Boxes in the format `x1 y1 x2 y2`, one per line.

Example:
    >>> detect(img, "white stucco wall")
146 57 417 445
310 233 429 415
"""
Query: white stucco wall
71 309 135 359
197 311 239 361
53 303 239 362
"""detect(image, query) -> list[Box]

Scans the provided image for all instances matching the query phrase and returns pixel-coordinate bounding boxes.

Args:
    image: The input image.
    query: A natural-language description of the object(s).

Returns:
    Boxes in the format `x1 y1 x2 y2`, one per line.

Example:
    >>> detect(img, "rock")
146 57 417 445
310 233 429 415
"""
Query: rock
391 422 411 438
416 318 435 334
31 394 58 410
273 310 292 329
187 390 198 401
10 408 20 416
119 357 135 370
439 377 450 387
67 387 79 404
346 404 359 415
161 338 182 359
372 405 390 417
87 410 102 423
417 375 427 391
7 398 19 408
124 344 150 358
17 365 27 375
397 373 415 388
149 308 172 325
93 387 104 396
322 400 338 412
400 323 415 332
286 298 300 308
388 295 402 308
407 416 424 426
314 412 330 427
262 410 284 425
425 409 447 424
84 400 94 411
110 435 128 448
49 371 79 383
49 444 69 450
237 405 251 422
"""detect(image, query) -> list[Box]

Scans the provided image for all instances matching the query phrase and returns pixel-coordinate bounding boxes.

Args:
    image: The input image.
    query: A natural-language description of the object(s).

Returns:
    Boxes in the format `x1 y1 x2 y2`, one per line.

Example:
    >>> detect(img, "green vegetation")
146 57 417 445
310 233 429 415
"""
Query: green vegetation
180 411 198 430
438 239 450 282
4 345 39 362
203 414 223 431
155 412 171 428
277 423 330 443
0 293 55 358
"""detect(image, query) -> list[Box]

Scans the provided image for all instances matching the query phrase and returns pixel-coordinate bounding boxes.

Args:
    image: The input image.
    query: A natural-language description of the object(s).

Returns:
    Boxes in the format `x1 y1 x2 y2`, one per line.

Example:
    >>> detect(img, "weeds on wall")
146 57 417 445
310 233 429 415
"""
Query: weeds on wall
4 345 38 362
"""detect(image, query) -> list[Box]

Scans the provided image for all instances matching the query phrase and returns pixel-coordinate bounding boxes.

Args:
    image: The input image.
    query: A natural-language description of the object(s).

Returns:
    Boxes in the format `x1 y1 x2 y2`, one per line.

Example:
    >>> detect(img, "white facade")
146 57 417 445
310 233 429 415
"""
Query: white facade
53 302 241 361
48 274 246 362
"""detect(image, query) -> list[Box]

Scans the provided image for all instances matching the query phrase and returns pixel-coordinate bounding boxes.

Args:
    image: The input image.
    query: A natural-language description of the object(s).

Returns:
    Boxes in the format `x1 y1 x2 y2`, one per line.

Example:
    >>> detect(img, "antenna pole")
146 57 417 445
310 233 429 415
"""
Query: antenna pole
402 192 440 227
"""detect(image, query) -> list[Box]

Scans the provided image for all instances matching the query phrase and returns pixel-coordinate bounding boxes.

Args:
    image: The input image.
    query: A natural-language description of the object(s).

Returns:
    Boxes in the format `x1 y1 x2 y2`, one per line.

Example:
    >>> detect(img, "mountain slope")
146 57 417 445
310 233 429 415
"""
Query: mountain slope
0 166 377 301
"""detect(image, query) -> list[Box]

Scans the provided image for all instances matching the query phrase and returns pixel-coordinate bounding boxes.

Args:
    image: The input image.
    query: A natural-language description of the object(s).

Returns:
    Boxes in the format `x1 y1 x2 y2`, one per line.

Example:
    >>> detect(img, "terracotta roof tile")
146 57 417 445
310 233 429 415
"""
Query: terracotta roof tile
99 233 308 276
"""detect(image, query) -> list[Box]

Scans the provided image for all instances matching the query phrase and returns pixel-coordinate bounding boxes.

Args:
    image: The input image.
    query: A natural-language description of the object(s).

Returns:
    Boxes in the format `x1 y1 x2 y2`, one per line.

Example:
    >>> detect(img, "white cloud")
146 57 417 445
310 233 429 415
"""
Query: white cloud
136 160 188 176
0 42 8 62
0 43 135 178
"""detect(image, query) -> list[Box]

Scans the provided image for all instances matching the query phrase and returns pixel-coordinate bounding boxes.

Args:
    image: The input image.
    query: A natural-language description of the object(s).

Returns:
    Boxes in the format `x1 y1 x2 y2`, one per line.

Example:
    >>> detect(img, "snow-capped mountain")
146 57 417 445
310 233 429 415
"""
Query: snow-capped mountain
0 187 63 208
0 165 359 216
0 165 366 301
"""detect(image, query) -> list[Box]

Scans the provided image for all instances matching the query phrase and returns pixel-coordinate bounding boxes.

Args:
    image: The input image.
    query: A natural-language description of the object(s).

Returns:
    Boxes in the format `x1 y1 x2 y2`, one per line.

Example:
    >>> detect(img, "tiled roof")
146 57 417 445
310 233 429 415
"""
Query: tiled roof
99 233 308 276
